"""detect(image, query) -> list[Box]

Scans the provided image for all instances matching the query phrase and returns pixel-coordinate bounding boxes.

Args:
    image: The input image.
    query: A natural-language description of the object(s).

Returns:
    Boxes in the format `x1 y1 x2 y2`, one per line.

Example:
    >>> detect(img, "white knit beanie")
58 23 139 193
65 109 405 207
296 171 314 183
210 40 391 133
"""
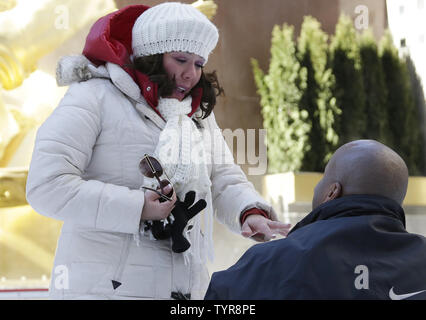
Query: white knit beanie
132 2 219 63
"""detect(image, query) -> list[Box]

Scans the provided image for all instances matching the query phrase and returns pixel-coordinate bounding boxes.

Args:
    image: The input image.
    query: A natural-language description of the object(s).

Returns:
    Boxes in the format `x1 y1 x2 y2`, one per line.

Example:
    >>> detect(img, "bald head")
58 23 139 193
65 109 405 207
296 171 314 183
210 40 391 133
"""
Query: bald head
312 140 409 209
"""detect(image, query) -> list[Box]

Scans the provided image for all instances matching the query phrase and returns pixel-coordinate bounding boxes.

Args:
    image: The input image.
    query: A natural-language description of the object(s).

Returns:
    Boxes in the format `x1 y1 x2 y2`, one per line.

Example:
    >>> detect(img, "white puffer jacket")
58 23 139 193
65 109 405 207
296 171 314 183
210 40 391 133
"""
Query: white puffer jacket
26 56 277 299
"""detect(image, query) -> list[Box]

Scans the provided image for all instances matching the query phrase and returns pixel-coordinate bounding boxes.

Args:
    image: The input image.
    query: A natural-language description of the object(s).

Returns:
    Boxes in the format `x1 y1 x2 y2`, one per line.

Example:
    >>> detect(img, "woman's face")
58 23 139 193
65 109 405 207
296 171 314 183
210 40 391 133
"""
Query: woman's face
162 52 205 101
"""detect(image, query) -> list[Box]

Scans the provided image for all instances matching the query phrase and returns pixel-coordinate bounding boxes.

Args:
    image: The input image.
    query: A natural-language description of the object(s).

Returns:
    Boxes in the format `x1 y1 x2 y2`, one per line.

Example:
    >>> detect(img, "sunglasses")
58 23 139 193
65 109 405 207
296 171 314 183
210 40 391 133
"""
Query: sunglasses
139 154 174 202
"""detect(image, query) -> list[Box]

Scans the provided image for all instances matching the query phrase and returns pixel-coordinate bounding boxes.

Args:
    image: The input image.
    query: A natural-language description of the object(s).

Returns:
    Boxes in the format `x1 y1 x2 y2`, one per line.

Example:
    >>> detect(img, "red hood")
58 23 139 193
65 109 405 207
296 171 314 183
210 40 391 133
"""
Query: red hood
82 5 201 117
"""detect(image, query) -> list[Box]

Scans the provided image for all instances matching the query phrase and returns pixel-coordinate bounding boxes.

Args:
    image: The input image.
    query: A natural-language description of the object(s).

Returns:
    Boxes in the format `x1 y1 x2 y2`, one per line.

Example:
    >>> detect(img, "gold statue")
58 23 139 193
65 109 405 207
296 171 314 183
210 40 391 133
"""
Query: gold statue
0 98 19 165
0 0 117 163
0 0 16 12
191 0 218 20
0 0 116 90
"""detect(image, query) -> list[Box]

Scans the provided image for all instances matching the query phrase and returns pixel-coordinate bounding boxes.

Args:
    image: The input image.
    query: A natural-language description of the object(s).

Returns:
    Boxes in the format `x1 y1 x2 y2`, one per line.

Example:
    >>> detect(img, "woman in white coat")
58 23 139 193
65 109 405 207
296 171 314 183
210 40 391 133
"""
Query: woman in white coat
26 2 291 300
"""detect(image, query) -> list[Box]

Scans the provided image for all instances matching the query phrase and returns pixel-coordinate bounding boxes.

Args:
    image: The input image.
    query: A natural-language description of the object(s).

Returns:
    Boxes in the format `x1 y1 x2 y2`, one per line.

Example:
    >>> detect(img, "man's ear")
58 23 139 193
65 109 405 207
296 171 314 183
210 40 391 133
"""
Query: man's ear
323 182 342 204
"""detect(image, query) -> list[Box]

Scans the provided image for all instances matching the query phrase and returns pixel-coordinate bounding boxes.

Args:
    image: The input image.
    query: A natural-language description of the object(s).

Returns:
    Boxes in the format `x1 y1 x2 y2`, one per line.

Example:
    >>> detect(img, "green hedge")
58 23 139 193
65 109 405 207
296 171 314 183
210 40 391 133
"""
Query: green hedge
251 24 310 173
252 14 426 176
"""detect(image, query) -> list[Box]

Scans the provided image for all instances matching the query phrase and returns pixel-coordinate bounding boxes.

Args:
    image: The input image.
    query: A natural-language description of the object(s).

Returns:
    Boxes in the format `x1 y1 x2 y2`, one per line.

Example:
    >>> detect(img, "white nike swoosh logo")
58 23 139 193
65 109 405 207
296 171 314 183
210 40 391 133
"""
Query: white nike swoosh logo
389 287 426 300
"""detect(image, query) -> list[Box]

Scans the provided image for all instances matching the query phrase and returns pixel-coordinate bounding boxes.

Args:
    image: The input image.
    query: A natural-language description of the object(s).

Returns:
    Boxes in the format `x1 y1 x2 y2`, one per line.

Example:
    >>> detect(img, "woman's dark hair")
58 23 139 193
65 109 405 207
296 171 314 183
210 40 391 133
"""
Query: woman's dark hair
132 54 224 119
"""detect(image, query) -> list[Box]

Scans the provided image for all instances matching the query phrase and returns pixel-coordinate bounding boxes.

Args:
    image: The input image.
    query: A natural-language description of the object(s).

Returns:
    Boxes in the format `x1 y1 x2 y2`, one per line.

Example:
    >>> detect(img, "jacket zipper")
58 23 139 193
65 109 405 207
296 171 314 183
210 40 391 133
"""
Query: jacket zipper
111 234 132 290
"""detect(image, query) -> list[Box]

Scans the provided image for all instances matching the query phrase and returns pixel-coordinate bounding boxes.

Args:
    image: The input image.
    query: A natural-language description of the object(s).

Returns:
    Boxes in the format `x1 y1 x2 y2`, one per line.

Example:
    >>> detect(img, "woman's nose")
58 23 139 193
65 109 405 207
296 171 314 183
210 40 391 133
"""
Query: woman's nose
182 64 197 80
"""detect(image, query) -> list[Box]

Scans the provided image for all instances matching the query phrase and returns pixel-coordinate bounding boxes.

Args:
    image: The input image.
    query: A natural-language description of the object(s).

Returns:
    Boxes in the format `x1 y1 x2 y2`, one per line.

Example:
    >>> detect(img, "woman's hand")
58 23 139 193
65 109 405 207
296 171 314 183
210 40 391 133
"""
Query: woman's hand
141 184 177 221
241 214 292 242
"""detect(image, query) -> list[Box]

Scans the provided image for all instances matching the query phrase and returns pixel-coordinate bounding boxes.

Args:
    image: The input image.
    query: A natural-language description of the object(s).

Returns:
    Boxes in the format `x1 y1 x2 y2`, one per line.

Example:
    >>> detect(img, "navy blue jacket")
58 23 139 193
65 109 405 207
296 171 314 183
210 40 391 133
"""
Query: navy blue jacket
205 195 426 300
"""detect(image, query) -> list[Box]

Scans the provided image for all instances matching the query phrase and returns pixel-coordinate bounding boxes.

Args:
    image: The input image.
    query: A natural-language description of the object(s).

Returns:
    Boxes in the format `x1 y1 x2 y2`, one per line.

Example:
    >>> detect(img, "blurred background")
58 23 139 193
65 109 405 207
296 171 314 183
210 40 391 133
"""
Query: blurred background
1 0 425 299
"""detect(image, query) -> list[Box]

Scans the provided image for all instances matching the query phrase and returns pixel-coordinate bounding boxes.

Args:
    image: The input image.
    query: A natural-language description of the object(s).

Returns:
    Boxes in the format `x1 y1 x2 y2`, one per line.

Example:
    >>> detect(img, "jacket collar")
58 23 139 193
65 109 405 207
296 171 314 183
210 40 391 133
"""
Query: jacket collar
289 194 406 235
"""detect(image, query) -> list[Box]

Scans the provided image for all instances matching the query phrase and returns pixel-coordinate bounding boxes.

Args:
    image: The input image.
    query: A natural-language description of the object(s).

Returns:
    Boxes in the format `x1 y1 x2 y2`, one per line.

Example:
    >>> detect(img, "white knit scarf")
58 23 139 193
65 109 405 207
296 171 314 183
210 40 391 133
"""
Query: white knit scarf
140 97 215 265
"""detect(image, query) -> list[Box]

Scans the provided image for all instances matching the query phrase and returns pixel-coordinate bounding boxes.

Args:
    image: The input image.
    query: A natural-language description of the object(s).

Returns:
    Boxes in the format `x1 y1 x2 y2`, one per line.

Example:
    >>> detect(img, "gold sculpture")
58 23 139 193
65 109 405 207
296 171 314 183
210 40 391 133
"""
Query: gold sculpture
0 0 16 12
0 0 116 90
0 0 117 160
191 0 218 20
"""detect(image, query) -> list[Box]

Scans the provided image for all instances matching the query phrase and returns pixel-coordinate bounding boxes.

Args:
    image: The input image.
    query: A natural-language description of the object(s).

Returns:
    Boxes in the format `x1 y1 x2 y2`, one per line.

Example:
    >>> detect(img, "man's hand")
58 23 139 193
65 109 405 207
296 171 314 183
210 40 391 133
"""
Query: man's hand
241 214 291 242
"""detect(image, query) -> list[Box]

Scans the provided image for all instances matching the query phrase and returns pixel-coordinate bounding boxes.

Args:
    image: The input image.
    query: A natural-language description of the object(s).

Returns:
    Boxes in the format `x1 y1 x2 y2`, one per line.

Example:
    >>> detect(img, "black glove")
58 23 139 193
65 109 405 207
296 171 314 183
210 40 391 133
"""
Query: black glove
146 219 172 240
170 191 207 253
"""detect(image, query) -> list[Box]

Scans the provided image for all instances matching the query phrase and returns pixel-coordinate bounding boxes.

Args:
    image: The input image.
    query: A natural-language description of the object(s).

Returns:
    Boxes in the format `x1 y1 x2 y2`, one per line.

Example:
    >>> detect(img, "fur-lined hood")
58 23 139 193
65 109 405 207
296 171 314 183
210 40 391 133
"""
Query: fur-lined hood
56 54 143 103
